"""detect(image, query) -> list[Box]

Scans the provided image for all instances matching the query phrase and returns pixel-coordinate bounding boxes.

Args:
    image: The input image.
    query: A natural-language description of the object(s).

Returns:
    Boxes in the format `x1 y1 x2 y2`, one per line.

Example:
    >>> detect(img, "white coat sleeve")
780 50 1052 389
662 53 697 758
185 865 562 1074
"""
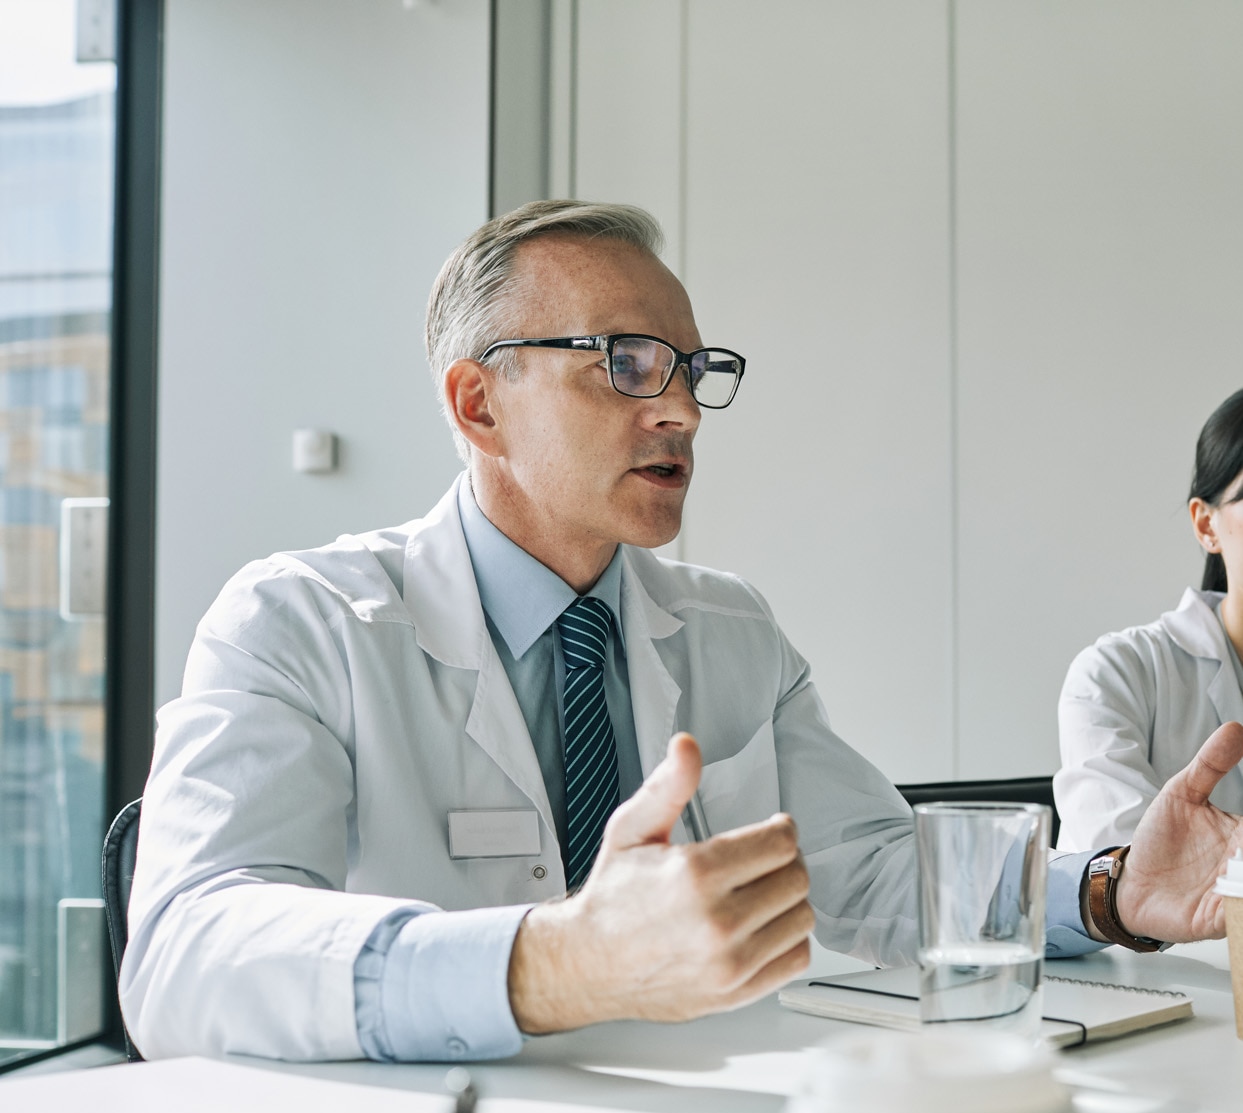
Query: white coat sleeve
119 563 512 1061
1053 638 1161 852
741 585 919 967
773 661 920 966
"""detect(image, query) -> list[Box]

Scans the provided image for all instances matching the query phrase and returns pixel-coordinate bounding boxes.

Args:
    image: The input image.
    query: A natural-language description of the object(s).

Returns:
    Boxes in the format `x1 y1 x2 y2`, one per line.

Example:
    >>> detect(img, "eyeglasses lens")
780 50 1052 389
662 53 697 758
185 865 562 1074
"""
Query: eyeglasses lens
688 351 742 408
610 337 740 407
609 337 671 397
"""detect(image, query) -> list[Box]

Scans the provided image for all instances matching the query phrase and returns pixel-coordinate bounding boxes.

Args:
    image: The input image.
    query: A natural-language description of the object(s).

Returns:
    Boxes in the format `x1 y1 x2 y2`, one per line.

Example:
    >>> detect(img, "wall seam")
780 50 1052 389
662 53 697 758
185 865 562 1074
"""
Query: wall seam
678 0 689 281
947 0 961 780
486 0 497 217
676 0 690 563
568 0 578 197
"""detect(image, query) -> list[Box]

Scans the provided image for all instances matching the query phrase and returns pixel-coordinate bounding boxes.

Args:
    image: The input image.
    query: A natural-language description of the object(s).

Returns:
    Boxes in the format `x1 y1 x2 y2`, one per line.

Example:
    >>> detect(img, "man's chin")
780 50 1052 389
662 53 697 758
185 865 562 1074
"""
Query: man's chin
620 517 683 551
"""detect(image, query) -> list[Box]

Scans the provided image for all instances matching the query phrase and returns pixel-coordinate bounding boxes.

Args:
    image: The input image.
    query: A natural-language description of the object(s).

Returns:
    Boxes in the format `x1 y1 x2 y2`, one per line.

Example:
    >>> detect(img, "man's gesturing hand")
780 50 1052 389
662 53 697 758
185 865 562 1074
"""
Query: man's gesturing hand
1114 721 1243 943
508 732 814 1034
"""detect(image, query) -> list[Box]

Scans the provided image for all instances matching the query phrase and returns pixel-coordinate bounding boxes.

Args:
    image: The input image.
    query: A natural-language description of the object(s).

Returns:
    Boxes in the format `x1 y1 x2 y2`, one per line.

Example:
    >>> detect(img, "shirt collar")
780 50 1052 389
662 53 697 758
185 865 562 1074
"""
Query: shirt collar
457 477 625 659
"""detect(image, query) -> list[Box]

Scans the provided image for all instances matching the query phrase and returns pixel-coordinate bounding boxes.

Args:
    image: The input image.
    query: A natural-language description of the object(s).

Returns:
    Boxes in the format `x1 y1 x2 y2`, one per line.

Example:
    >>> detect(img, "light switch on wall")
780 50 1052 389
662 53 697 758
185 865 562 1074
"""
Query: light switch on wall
292 429 338 474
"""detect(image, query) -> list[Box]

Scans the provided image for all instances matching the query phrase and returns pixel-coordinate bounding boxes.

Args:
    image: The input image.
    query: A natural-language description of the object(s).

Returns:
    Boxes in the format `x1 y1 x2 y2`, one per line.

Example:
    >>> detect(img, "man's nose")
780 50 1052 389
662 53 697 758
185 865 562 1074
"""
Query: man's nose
647 363 701 428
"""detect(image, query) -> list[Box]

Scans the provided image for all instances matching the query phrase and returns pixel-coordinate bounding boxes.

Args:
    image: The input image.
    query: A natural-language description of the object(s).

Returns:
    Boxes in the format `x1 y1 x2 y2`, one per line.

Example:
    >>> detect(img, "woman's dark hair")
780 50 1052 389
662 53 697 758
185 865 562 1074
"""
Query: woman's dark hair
1190 387 1243 592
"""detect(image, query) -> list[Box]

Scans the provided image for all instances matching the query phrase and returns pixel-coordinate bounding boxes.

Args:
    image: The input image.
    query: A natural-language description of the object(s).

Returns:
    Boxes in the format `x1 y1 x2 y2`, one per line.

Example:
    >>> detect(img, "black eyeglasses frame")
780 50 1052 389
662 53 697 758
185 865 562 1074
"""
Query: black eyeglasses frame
476 333 746 409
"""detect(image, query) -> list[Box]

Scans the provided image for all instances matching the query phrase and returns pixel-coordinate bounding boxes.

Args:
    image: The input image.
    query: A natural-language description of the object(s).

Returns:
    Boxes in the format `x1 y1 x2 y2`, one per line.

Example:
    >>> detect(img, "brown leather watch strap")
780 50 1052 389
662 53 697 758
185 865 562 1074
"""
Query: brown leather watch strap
1086 846 1165 953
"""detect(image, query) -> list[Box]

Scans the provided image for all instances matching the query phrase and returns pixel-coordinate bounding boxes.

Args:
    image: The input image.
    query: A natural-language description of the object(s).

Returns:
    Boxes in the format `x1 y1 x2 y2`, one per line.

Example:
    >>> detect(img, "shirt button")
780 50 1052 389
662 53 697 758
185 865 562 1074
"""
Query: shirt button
447 1036 467 1057
532 865 547 880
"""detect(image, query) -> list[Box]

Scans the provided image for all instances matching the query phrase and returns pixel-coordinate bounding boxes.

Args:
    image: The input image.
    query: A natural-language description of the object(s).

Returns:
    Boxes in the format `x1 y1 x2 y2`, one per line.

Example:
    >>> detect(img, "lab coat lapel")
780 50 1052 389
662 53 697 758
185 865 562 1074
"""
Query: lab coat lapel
1208 663 1243 728
619 549 692 840
464 643 558 840
400 474 556 838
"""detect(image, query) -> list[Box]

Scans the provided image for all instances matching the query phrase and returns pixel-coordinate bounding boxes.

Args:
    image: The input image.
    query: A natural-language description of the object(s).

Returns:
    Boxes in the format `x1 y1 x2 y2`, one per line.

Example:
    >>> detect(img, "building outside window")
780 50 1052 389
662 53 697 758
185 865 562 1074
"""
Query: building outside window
0 0 117 1066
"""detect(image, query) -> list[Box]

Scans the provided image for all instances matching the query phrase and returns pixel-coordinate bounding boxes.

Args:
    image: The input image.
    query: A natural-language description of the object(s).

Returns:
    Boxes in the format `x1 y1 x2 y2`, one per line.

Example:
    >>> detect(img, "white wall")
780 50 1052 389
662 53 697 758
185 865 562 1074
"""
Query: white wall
156 1 1243 784
155 0 489 705
679 0 955 784
558 0 1243 782
953 0 1243 776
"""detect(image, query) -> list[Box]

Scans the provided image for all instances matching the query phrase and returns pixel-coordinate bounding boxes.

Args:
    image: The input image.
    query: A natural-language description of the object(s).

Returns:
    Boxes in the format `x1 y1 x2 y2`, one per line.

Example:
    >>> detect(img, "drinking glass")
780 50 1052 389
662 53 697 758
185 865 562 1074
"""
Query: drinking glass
914 802 1051 1040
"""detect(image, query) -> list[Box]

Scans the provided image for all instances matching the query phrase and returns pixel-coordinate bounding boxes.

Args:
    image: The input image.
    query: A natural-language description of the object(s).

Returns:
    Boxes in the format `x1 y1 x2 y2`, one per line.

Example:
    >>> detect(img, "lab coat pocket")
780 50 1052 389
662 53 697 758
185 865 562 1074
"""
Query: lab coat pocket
698 720 780 833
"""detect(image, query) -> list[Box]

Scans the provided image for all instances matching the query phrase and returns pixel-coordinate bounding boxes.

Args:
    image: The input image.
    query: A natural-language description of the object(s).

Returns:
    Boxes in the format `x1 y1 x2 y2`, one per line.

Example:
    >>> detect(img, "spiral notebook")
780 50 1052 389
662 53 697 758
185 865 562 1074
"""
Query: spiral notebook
779 966 1193 1048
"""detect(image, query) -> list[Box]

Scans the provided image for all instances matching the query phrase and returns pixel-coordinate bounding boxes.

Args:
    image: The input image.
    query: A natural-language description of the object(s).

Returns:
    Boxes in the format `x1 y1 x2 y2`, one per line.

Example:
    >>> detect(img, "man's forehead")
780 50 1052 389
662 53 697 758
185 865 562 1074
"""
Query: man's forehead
513 230 651 275
507 233 697 340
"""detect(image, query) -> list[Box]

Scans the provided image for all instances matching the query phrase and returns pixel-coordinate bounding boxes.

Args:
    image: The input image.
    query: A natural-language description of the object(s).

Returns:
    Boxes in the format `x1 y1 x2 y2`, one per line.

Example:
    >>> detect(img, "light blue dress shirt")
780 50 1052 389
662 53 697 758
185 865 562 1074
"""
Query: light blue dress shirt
354 483 1102 1060
454 479 645 846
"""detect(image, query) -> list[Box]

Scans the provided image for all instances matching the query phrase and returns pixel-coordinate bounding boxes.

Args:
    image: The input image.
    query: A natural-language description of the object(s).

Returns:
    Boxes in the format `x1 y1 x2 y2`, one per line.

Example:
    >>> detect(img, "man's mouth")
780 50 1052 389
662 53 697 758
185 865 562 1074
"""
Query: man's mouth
632 460 689 487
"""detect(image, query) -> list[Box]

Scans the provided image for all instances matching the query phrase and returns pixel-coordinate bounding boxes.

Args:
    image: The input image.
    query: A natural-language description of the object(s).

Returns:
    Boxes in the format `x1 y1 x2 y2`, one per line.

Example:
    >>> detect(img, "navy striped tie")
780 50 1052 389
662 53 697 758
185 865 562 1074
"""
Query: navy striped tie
557 596 620 890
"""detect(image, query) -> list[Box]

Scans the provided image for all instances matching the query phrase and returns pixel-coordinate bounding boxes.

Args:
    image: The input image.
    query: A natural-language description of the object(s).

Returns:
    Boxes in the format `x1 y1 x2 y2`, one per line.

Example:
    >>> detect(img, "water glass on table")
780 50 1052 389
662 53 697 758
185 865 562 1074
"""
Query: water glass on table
914 802 1051 1041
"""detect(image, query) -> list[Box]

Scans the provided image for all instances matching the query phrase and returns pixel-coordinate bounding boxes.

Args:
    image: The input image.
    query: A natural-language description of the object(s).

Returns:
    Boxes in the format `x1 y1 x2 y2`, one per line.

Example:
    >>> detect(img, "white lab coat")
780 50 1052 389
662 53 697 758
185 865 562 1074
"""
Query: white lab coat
121 475 916 1061
1055 587 1243 851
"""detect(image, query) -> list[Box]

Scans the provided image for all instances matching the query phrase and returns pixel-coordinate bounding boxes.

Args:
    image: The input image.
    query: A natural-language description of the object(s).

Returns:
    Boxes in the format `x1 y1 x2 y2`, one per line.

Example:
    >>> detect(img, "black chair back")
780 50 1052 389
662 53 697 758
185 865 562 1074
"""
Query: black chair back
101 797 143 1061
895 776 1060 846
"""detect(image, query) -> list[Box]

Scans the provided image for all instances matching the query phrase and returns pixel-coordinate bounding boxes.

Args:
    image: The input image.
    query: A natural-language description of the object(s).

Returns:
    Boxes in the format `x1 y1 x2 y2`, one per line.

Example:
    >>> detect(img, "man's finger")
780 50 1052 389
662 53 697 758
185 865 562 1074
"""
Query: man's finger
696 814 803 891
721 932 813 1009
717 856 811 938
603 732 702 850
1171 721 1243 806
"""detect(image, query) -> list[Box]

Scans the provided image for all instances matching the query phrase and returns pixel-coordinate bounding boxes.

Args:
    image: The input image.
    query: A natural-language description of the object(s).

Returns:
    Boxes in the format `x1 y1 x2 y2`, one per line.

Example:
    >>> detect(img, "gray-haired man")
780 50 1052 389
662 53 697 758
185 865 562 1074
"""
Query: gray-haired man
124 200 1243 1061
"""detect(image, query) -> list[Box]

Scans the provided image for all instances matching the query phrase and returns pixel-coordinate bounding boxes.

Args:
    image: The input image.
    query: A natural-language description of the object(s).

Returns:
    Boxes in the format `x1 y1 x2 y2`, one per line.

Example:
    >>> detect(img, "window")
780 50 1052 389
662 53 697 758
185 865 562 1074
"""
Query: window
0 0 117 1068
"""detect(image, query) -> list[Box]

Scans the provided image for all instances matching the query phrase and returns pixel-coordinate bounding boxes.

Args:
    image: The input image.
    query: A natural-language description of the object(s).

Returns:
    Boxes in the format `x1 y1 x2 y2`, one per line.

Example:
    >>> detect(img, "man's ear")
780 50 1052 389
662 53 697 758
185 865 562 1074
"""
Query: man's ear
444 358 504 458
1190 496 1221 553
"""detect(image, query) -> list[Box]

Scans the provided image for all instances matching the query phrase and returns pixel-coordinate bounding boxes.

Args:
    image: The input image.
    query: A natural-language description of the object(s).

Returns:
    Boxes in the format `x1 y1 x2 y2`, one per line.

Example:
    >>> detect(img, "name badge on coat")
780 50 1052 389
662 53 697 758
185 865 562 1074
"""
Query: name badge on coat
448 809 542 859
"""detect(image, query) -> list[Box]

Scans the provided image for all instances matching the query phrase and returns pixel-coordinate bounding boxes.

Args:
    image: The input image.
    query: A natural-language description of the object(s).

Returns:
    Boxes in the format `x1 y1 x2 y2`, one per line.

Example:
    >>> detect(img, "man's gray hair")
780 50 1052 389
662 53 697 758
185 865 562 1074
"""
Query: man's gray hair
425 199 665 461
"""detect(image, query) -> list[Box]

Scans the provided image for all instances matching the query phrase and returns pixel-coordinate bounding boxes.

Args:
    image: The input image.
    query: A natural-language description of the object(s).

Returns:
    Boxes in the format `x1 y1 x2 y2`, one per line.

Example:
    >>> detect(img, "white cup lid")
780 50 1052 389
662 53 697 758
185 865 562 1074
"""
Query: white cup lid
786 1028 1071 1113
1214 848 1243 898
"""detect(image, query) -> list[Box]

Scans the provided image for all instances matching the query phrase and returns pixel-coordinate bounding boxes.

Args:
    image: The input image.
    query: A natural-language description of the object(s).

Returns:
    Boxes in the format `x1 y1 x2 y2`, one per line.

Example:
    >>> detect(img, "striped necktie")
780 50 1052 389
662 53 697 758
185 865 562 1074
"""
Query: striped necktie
556 596 620 890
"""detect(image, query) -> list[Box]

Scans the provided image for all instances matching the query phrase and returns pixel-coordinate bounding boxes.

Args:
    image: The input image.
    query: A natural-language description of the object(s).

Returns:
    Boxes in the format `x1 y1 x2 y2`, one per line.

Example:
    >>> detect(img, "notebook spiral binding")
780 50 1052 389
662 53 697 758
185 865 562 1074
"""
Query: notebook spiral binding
1045 975 1188 999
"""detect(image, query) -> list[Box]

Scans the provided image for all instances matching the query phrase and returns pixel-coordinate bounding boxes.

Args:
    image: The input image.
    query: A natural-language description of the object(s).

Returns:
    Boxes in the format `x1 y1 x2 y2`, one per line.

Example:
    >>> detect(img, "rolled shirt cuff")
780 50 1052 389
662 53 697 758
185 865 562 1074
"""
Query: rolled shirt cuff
1045 849 1107 958
355 903 534 1061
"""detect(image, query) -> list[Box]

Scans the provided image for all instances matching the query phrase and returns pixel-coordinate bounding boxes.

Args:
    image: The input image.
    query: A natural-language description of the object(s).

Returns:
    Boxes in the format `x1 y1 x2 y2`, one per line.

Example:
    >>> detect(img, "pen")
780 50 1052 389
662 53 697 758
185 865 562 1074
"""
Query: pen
445 1067 477 1113
683 791 710 842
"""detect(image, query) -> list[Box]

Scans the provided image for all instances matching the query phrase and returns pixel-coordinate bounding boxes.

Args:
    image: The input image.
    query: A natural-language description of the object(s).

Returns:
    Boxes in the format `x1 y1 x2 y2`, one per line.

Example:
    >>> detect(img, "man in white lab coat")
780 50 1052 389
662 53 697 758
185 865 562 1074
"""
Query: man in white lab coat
122 200 1243 1062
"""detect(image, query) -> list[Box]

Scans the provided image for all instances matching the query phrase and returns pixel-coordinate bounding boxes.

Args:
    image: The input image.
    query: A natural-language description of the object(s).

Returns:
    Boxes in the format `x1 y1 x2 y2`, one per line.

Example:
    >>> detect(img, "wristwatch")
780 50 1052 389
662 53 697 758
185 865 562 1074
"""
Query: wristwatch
1085 846 1169 953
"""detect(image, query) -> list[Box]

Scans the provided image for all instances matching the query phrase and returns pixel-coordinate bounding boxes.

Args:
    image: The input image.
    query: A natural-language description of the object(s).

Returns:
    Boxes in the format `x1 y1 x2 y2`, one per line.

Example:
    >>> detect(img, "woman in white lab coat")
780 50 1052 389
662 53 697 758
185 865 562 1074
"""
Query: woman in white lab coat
1055 388 1243 850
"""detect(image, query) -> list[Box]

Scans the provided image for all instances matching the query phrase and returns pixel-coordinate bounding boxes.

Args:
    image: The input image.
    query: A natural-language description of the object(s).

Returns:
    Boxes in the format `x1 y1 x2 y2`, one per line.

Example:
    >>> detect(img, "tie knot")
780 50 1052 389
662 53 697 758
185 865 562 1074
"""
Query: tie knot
557 596 612 670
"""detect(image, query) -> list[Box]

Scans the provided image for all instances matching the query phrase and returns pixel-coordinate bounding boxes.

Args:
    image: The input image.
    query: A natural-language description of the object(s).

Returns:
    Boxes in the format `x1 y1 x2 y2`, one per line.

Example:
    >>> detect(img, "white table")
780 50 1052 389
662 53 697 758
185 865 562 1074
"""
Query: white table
6 942 1242 1112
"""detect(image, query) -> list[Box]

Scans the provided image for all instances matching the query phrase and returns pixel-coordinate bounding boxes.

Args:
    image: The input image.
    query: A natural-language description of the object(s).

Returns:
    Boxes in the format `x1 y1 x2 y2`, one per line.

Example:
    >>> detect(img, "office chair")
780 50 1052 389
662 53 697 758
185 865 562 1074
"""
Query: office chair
895 776 1060 846
101 797 144 1062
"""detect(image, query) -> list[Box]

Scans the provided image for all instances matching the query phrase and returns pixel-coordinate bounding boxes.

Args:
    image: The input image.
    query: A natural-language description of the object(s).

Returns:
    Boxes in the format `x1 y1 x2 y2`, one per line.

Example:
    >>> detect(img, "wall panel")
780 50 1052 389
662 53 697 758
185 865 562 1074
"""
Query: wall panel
955 0 1243 777
567 1 955 781
156 0 489 704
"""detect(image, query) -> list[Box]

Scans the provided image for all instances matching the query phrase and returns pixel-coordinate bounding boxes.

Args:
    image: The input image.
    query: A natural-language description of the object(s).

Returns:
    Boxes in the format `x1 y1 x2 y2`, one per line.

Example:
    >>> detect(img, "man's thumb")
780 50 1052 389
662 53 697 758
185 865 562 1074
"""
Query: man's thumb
604 732 702 849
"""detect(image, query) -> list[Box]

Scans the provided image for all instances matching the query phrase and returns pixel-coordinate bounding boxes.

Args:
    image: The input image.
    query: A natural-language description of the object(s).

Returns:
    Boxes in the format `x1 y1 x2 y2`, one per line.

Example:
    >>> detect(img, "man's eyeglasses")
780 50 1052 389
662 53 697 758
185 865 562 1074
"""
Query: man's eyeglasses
477 334 746 409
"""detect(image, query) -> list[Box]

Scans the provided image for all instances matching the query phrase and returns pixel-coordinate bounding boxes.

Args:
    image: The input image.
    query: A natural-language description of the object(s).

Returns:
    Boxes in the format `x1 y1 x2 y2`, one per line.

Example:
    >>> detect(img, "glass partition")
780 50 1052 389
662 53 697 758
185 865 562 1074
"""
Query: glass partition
0 0 116 1067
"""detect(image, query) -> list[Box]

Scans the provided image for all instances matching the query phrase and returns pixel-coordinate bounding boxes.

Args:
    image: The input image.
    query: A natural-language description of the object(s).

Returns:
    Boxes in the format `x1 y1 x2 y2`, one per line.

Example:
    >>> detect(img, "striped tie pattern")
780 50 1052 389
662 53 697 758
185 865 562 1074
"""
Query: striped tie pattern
557 596 620 890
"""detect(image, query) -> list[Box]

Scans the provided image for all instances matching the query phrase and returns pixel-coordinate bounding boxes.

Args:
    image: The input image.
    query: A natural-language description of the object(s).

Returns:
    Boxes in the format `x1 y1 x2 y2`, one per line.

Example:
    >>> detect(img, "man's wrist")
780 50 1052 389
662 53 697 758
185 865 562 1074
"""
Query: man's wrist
508 899 610 1035
1080 846 1167 953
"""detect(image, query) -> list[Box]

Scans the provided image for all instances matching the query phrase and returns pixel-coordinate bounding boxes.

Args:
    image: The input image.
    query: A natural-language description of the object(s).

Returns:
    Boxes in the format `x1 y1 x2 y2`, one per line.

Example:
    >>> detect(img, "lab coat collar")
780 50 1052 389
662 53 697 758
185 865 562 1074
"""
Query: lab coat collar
400 473 489 671
1165 587 1229 661
456 477 627 659
1165 586 1243 726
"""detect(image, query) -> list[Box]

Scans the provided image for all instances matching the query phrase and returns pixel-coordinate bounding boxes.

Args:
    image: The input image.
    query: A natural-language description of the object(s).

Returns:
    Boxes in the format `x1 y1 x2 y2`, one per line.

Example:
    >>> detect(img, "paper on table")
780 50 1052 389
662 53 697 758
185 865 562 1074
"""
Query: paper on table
1 1056 637 1113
